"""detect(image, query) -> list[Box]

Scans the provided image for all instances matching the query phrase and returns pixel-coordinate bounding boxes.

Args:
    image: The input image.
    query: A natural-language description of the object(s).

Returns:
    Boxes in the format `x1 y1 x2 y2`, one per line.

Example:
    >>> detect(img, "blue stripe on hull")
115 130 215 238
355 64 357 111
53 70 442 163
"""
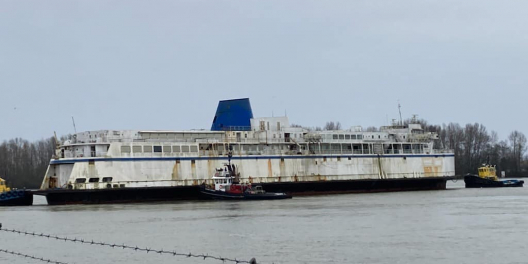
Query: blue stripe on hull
50 154 455 165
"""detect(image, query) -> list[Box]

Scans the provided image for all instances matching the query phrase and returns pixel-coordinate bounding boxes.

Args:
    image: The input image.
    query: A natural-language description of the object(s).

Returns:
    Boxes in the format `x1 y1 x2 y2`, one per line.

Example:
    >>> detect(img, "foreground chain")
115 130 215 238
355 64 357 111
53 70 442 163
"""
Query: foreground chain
0 223 258 264
0 248 68 264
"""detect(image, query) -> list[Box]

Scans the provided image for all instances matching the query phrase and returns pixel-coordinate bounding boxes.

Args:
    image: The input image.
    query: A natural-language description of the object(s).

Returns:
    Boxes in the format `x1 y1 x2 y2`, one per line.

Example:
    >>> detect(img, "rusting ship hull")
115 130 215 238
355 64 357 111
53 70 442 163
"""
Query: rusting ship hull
35 186 200 205
35 177 449 205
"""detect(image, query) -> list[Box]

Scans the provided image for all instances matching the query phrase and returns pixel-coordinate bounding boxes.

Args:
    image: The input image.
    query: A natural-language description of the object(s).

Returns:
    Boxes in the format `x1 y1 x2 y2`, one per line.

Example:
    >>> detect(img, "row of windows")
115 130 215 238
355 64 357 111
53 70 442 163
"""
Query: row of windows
330 134 365 140
75 177 113 183
121 145 199 154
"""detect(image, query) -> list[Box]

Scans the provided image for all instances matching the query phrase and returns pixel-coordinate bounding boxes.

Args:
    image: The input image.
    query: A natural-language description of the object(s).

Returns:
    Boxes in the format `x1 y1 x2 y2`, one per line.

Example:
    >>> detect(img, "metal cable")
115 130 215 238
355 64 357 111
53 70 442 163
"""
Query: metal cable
0 248 68 264
0 223 258 264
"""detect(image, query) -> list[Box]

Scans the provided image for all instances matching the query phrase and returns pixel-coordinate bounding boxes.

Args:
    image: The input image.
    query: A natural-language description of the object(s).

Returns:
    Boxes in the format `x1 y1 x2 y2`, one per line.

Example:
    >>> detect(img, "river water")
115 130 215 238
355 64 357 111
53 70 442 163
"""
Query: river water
1 181 528 264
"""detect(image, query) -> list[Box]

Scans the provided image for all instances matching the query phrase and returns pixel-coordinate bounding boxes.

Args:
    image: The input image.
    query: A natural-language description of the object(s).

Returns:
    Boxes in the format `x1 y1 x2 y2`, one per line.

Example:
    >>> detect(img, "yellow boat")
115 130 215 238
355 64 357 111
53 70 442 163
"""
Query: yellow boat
464 165 524 188
0 177 33 206
0 178 10 193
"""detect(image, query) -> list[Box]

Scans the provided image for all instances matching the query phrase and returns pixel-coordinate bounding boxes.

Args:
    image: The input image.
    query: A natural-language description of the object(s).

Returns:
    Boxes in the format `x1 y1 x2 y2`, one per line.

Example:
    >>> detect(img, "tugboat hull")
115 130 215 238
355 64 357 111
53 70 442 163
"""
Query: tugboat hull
464 175 524 188
200 188 292 200
0 190 33 206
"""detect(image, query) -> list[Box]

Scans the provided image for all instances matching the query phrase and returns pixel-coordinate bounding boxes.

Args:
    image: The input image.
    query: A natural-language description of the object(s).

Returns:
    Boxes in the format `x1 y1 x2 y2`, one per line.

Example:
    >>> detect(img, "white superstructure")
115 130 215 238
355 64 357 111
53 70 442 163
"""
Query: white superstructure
40 116 455 191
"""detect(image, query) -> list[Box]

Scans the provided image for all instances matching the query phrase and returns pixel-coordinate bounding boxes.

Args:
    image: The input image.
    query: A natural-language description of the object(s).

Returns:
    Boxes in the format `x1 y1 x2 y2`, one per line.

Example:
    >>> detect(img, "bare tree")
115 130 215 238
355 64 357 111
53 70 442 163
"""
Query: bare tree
509 130 527 174
0 137 55 188
324 121 342 130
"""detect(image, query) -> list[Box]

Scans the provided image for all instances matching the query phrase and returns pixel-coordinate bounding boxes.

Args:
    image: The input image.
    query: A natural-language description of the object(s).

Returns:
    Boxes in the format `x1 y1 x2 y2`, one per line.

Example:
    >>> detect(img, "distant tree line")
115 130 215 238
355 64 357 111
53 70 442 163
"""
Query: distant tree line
0 137 56 188
420 121 527 177
1 121 527 188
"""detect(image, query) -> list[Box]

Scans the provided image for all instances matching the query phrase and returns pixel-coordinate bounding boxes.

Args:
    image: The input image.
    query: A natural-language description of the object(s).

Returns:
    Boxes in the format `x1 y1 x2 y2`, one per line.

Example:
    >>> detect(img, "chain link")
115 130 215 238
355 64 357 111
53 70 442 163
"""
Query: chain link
0 224 258 264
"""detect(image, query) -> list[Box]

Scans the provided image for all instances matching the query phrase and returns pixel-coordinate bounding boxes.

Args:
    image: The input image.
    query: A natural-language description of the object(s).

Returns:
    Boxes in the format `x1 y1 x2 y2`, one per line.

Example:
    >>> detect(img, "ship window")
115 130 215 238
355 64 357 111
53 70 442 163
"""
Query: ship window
121 146 131 153
333 134 338 140
173 146 181 153
378 135 381 139
132 146 142 153
153 146 162 153
163 146 171 153
357 135 363 139
182 146 190 152
144 146 153 153
339 135 345 140
75 178 86 183
89 178 99 183
351 135 357 139
345 135 350 140
102 177 113 182
190 146 198 152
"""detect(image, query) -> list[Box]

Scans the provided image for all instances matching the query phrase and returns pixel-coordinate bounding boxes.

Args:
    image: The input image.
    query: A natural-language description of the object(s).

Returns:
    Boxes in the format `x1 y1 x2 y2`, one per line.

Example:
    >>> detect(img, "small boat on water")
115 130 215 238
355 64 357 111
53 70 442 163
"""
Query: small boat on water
464 164 524 188
0 177 33 206
200 152 292 200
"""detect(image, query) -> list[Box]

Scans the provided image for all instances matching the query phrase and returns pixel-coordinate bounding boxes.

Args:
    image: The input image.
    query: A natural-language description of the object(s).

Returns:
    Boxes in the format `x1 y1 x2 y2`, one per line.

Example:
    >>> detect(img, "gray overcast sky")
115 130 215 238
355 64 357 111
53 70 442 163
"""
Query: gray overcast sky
1 1 527 141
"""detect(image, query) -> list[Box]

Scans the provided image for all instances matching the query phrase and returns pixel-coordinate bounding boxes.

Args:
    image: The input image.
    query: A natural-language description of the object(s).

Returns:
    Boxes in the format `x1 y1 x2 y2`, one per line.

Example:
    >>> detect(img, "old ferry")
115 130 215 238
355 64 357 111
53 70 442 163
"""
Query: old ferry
36 98 455 205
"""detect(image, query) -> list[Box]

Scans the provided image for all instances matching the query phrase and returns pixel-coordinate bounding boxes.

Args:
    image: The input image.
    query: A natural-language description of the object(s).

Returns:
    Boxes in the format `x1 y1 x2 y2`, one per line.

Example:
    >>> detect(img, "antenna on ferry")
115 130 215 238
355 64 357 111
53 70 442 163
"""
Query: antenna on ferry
398 101 403 126
71 116 77 134
227 145 233 167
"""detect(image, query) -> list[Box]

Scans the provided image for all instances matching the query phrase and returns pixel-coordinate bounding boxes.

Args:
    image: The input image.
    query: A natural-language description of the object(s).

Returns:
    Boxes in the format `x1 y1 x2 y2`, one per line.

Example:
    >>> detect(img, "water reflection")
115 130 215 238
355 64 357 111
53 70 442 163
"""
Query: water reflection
3 183 528 264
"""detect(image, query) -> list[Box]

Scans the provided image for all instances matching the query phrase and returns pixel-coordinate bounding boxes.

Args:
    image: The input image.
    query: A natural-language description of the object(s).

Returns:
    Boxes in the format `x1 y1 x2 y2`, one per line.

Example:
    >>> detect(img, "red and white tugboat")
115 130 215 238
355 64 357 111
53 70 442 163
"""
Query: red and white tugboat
200 152 291 200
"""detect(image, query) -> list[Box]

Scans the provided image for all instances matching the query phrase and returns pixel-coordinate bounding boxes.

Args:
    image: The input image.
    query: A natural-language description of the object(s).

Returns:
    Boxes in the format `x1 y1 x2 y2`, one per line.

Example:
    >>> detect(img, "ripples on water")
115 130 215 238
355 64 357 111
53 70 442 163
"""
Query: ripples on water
1 181 528 264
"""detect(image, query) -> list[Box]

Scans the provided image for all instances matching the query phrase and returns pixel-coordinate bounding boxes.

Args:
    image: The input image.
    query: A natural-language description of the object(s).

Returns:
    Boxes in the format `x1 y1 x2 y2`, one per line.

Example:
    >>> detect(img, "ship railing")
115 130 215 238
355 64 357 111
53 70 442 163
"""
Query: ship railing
226 138 306 144
219 126 252 131
431 149 454 154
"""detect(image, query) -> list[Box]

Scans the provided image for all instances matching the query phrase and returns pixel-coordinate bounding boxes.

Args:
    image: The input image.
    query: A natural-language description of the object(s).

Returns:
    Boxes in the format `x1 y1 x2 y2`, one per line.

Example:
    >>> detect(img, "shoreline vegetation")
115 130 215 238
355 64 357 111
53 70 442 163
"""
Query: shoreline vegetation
1 120 526 189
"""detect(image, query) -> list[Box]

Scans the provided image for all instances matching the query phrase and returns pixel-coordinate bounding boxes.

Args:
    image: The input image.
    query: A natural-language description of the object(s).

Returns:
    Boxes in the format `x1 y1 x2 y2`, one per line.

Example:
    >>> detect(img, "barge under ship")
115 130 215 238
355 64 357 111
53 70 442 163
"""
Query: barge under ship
36 98 455 205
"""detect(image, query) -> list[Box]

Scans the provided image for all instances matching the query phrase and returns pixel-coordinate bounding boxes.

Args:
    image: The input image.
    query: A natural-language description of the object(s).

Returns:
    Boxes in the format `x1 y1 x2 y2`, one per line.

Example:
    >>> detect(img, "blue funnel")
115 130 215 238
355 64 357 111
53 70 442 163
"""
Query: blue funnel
211 98 253 131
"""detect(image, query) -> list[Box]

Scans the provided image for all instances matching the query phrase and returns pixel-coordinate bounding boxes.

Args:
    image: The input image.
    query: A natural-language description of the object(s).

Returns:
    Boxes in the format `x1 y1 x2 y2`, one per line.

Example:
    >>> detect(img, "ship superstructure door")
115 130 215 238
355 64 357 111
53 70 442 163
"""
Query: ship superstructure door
236 132 241 142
